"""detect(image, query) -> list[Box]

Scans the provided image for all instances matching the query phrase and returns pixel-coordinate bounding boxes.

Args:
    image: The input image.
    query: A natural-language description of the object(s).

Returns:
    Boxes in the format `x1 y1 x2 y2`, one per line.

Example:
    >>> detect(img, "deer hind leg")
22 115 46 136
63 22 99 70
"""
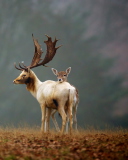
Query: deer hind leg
58 106 67 134
68 106 73 135
73 105 78 131
65 116 69 133
40 104 46 133
65 108 69 133
45 108 52 132
51 109 60 132
68 89 74 135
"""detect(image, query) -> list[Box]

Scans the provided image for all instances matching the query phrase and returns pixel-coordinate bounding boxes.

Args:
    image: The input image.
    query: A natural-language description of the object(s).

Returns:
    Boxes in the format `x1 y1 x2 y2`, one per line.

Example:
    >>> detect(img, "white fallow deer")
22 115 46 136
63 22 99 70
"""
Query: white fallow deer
49 67 79 132
13 34 76 134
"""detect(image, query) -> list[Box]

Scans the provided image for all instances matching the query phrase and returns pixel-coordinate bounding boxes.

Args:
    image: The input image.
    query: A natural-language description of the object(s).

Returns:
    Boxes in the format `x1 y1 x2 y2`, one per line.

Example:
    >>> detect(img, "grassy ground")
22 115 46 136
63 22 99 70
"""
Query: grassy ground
0 126 128 160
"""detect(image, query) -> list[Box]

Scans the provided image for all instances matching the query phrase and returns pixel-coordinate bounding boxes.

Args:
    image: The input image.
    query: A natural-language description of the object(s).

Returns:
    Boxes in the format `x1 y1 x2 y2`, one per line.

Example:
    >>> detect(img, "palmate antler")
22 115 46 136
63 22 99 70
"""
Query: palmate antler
14 34 61 71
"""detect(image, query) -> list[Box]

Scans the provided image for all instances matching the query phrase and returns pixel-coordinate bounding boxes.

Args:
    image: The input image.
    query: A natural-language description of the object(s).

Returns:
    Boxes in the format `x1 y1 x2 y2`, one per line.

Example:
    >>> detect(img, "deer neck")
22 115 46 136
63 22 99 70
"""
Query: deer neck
26 71 42 97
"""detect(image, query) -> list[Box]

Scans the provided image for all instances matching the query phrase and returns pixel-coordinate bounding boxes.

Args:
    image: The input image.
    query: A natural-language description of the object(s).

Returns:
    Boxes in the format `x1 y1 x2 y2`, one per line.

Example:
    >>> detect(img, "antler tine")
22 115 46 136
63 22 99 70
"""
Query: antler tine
53 37 62 50
45 34 51 39
21 62 27 68
19 62 26 70
56 45 62 50
55 37 59 41
45 35 61 48
14 63 22 71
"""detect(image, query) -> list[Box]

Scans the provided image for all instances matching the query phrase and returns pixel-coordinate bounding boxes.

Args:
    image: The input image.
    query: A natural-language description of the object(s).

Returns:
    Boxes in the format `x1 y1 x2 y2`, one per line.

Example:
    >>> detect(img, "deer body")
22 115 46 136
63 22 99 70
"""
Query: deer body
13 69 76 134
50 67 79 132
13 34 76 134
37 81 73 109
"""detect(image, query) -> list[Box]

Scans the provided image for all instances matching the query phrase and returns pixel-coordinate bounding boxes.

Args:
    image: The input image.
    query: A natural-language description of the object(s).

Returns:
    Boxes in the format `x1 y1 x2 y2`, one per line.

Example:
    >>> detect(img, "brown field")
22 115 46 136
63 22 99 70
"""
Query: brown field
0 126 128 160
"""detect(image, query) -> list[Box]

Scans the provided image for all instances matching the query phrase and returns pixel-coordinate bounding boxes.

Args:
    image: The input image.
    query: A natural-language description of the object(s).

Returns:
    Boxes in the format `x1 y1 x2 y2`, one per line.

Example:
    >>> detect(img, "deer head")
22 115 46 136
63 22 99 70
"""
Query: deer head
13 34 61 84
13 68 36 85
51 67 71 83
13 69 30 84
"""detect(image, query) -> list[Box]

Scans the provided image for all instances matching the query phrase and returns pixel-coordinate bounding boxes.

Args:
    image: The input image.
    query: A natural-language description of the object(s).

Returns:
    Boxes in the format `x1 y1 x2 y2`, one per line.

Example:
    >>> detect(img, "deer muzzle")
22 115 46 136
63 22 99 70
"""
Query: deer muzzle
13 79 21 84
58 78 63 82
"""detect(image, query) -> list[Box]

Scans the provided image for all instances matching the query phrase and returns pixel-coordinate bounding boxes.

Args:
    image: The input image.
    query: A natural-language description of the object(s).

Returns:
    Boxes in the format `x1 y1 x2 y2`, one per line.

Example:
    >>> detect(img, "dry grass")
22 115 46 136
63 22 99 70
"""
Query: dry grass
0 126 128 160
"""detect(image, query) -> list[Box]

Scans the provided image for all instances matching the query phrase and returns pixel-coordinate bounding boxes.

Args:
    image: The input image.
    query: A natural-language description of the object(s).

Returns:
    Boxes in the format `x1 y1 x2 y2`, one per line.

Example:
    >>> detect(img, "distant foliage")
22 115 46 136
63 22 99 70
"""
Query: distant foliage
0 0 128 128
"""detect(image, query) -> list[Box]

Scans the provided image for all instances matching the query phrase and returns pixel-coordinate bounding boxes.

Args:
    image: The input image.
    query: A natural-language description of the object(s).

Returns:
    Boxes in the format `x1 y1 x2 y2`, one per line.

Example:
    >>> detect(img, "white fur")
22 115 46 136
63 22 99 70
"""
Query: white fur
13 70 76 134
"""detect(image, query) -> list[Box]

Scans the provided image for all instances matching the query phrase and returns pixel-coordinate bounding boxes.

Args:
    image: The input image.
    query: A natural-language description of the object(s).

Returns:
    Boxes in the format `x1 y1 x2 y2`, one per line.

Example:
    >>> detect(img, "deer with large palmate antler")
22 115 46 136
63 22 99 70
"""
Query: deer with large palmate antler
49 67 79 132
13 34 77 134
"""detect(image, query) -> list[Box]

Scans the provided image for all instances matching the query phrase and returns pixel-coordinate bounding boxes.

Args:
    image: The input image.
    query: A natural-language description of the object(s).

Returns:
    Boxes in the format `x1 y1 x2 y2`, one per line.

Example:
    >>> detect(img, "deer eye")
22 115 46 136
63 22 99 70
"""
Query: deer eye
64 75 67 77
22 75 26 77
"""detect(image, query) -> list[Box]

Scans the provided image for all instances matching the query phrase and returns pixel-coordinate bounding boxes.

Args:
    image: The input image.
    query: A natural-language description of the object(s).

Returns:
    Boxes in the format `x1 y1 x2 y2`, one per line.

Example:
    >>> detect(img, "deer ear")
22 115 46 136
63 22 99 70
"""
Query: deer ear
66 67 71 75
51 68 58 76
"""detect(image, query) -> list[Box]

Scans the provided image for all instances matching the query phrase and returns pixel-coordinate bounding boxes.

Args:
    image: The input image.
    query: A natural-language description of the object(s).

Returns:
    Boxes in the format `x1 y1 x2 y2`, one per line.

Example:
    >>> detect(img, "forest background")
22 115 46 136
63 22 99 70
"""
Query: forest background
0 0 128 129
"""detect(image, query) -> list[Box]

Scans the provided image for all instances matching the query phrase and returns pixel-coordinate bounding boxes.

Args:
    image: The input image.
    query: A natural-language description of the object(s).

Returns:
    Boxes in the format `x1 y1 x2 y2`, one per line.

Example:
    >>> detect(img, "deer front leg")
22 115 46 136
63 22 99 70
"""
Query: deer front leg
40 104 46 133
51 109 60 132
58 107 67 134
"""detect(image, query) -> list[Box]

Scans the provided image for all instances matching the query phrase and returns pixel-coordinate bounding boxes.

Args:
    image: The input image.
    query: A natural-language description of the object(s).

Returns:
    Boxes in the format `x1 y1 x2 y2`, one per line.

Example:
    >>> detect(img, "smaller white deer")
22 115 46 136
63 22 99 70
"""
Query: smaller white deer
49 67 79 132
